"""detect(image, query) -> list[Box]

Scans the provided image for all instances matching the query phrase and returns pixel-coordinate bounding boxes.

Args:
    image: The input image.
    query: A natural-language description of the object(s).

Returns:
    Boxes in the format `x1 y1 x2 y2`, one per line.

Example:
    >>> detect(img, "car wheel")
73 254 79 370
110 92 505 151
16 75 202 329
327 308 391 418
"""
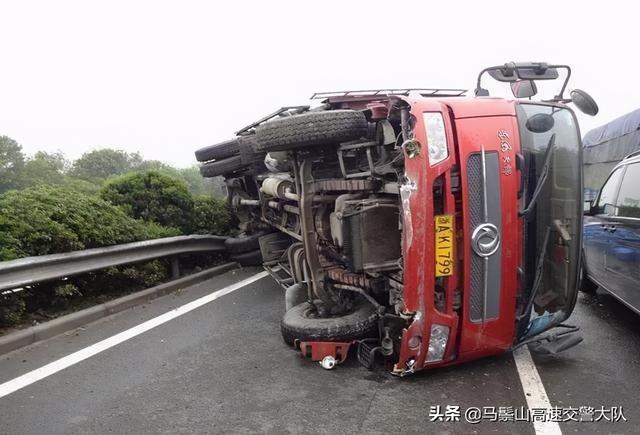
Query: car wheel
280 300 378 347
255 110 368 152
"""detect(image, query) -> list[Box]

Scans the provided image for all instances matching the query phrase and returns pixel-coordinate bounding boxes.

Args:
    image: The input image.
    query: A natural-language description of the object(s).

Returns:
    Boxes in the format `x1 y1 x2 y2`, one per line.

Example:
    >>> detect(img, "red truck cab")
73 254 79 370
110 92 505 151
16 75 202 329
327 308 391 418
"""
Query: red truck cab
393 95 585 375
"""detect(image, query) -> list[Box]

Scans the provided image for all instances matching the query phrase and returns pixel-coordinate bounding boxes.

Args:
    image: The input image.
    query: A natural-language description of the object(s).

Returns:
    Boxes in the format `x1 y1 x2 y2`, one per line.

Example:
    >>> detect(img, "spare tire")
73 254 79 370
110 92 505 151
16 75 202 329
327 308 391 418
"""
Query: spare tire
199 155 245 178
256 110 368 152
195 138 240 162
281 300 378 347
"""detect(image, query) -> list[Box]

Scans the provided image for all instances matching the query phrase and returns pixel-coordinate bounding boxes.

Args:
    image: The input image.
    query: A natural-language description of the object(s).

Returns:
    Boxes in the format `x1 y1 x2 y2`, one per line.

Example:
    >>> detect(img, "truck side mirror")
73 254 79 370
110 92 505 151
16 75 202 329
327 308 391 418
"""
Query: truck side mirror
570 89 599 116
583 199 593 215
525 113 554 133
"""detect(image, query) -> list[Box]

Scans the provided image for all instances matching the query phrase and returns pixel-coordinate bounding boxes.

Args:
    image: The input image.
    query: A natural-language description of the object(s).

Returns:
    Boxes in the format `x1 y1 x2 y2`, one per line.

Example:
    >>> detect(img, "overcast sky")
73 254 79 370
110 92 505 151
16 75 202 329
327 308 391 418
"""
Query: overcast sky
1 1 637 167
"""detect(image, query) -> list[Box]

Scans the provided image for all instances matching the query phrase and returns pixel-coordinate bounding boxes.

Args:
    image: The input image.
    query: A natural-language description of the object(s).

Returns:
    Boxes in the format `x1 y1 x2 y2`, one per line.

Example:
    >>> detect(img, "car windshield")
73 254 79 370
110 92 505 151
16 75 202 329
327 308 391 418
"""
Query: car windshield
516 103 582 337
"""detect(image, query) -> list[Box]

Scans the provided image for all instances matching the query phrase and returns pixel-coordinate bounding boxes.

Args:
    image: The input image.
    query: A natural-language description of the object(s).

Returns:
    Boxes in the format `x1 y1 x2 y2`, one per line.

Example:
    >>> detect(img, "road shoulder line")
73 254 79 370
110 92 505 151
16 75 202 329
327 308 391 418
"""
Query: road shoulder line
0 271 268 399
0 262 239 357
513 345 562 435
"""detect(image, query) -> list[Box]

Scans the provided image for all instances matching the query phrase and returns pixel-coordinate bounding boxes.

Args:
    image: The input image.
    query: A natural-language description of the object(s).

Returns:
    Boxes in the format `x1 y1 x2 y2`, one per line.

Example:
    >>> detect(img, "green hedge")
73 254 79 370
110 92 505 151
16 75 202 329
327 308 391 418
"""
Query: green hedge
0 185 180 327
100 170 194 232
100 170 233 235
0 185 178 261
0 173 234 328
191 196 234 235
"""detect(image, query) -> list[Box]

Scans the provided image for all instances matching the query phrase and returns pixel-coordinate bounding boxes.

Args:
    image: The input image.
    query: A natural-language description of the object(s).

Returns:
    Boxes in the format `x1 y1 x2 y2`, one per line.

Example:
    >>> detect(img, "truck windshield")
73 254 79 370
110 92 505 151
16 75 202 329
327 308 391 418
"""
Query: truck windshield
516 103 582 337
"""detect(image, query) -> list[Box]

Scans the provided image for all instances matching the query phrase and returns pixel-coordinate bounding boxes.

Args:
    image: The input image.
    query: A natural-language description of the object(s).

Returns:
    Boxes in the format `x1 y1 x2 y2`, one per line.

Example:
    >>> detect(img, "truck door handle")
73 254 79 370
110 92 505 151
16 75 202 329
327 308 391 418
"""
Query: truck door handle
516 153 525 199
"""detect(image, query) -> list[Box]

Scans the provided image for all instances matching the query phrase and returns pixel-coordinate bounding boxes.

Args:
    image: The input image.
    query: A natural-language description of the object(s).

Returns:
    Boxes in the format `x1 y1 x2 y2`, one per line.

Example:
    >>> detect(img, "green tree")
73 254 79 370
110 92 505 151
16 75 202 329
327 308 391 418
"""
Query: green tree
131 163 223 198
100 170 194 232
69 148 144 181
178 166 212 196
136 159 172 172
0 136 25 193
34 151 67 172
21 151 68 187
60 176 101 194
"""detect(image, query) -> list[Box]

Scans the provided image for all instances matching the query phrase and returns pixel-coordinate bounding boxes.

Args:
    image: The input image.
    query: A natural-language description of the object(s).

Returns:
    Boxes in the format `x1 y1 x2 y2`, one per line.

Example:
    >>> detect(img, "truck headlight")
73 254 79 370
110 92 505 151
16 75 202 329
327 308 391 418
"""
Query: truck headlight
423 112 448 165
425 324 450 363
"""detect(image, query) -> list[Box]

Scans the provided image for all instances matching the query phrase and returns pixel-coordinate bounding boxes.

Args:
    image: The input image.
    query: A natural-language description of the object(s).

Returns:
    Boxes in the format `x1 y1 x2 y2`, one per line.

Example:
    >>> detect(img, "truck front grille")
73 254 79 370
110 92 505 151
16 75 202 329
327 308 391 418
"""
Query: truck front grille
467 151 502 322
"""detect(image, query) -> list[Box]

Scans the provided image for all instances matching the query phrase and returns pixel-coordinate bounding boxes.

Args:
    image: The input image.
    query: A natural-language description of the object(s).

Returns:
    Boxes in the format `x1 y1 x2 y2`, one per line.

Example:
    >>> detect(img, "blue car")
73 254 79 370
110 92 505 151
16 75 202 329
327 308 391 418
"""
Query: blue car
583 152 640 312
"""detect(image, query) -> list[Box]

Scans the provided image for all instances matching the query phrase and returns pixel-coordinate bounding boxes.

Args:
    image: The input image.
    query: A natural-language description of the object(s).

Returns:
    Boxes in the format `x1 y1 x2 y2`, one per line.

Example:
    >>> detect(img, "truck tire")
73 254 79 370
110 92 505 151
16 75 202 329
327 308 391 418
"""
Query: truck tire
225 231 272 255
199 155 245 178
237 135 260 154
237 136 268 173
280 300 378 347
255 110 368 152
195 138 240 162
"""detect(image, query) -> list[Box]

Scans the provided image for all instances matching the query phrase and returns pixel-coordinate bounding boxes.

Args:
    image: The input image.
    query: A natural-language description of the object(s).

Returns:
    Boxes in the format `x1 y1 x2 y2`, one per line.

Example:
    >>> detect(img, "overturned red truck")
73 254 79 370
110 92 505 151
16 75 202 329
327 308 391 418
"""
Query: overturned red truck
195 63 598 375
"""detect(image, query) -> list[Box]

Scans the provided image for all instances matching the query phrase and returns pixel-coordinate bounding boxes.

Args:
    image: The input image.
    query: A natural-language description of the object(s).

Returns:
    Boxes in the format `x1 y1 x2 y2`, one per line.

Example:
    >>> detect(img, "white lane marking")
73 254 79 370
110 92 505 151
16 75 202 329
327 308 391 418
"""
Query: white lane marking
513 345 562 435
0 271 269 399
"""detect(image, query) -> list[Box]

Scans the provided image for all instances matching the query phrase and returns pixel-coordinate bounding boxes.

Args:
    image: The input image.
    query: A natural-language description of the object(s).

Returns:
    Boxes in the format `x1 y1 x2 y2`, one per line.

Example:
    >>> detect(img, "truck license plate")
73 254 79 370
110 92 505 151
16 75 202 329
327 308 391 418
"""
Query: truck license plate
435 215 454 277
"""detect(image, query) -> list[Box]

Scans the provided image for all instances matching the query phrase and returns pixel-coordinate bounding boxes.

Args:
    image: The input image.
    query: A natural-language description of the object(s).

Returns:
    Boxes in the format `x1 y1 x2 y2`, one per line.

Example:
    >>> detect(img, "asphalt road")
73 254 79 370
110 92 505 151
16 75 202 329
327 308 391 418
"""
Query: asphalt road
0 267 637 434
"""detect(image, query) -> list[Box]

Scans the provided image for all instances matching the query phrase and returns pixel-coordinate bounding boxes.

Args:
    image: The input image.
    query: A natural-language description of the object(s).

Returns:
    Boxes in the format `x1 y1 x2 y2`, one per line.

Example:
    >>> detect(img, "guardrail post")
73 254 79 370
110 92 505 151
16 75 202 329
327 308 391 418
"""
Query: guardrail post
171 257 181 279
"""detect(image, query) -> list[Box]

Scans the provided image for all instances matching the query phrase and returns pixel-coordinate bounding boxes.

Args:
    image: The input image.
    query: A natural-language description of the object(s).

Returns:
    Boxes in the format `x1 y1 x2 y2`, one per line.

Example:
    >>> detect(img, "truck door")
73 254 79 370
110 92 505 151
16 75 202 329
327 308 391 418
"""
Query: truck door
515 103 582 335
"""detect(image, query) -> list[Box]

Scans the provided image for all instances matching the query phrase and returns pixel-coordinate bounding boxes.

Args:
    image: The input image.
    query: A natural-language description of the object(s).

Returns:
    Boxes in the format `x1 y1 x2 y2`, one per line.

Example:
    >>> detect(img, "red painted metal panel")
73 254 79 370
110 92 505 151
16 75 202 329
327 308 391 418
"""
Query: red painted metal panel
443 97 517 119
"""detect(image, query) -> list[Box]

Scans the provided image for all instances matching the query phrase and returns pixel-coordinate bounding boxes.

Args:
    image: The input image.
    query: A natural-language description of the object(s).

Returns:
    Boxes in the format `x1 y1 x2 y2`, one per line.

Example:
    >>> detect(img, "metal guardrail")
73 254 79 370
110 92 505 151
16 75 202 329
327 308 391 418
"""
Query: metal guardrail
0 235 227 292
